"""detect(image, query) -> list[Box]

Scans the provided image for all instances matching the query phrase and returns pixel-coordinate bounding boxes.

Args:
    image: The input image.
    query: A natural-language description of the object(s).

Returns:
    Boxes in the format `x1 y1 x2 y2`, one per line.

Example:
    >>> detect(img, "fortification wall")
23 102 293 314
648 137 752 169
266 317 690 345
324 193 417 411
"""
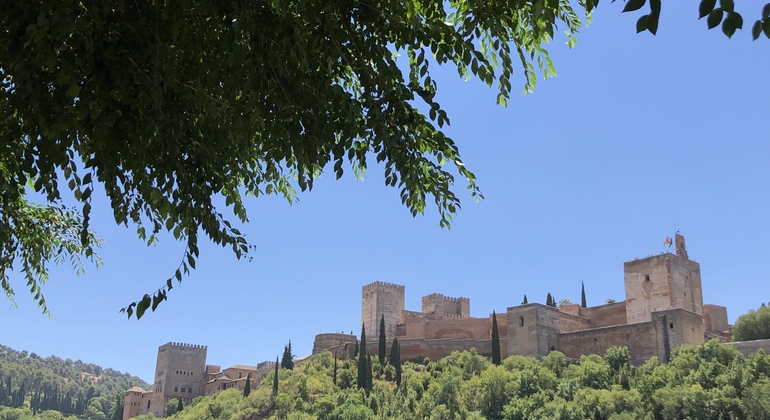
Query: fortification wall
652 308 704 363
728 339 770 356
669 257 702 315
361 282 404 339
312 333 358 359
558 322 657 365
624 255 675 324
558 311 591 333
397 336 508 361
507 304 560 359
703 304 729 333
580 302 628 328
422 293 470 318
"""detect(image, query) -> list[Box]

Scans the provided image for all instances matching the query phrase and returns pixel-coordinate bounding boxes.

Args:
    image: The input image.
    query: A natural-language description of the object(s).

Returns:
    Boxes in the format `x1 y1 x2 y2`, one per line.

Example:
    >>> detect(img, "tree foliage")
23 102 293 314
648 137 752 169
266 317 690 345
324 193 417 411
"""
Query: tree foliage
581 281 587 308
491 311 501 366
2 0 767 317
281 341 294 370
733 304 770 342
378 315 387 366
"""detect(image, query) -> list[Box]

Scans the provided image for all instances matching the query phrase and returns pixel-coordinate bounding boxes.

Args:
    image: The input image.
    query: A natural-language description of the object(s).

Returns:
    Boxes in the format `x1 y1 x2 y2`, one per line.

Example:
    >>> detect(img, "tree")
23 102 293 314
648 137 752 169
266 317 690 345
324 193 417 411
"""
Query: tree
243 375 250 397
581 282 587 308
366 354 373 391
491 311 501 365
5 1 765 317
177 398 183 413
108 391 123 420
546 293 556 307
165 398 179 416
378 315 387 366
559 298 572 306
353 340 359 358
733 305 770 341
281 341 294 370
332 353 338 386
357 324 367 390
522 295 528 305
272 356 279 396
606 298 617 304
389 338 402 386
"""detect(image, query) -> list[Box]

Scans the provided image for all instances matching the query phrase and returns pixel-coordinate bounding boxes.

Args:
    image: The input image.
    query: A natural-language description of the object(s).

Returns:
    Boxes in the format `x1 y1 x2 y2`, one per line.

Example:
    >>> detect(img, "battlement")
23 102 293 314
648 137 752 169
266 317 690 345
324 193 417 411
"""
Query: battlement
422 293 469 303
362 281 405 292
167 342 207 349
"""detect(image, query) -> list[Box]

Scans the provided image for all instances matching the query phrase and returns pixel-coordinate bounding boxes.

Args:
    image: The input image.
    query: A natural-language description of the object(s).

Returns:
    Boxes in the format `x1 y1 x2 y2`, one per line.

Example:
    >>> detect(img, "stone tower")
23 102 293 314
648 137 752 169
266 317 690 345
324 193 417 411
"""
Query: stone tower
624 233 703 324
421 293 470 318
150 342 207 417
361 281 405 340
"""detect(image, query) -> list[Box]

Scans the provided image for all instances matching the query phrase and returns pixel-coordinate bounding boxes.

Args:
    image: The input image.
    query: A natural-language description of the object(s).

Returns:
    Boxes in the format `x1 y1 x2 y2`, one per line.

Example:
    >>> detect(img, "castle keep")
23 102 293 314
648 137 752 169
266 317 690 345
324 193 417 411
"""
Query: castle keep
314 234 730 365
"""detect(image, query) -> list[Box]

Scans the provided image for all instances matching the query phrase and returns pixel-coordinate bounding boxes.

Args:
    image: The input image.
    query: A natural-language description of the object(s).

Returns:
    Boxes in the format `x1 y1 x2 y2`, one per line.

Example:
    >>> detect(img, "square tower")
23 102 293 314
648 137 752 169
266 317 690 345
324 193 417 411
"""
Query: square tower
361 282 405 340
150 342 207 417
624 234 703 324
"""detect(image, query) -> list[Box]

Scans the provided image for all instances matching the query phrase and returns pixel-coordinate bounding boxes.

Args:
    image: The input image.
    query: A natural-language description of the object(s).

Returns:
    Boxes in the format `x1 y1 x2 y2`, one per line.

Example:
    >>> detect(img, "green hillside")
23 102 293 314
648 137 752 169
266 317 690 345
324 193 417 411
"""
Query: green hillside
0 343 150 419
154 340 770 420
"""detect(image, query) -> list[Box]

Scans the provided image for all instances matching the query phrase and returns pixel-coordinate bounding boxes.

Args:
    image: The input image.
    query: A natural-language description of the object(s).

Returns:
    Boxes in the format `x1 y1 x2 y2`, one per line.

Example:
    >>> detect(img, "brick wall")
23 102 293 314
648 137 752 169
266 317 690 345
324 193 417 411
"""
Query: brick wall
312 333 357 359
558 322 657 365
580 302 629 328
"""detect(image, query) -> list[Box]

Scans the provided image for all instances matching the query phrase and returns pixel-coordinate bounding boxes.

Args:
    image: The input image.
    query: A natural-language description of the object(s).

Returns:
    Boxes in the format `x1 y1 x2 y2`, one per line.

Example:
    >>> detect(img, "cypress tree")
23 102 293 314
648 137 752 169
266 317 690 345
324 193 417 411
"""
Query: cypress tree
177 398 183 413
354 340 359 357
366 354 373 391
491 311 501 365
357 324 368 389
281 341 294 370
272 356 279 396
243 374 251 397
378 315 387 365
333 353 338 386
546 293 552 306
581 281 587 308
392 338 402 386
522 295 528 304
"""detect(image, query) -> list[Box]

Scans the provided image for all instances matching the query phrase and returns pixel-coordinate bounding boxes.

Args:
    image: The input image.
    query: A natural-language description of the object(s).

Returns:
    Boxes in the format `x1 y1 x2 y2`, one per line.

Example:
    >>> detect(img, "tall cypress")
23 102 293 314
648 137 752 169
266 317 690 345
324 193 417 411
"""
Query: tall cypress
177 397 183 413
378 315 387 365
273 356 279 396
243 374 251 397
333 353 338 386
281 341 294 370
581 282 587 308
366 354 373 391
357 324 367 389
354 340 359 357
522 295 528 304
491 311 501 365
390 338 402 386
546 293 552 306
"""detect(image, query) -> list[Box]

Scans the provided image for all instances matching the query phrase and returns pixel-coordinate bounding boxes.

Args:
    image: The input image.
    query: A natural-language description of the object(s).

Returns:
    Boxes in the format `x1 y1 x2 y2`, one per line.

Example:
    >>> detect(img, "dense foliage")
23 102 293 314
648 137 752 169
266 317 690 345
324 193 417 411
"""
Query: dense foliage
132 339 770 420
0 344 149 419
3 0 769 318
733 304 770 342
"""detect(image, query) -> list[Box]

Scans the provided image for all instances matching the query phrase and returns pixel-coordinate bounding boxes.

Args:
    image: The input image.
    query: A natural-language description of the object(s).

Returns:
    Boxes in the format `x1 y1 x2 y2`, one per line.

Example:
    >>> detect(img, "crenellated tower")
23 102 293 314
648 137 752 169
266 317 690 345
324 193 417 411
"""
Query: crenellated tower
361 281 405 340
150 342 208 417
421 293 470 318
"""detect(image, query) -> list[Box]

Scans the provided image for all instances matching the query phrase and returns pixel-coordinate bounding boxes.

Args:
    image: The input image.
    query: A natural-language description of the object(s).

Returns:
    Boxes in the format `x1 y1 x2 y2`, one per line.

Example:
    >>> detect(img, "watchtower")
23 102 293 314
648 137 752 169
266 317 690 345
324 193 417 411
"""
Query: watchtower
421 293 470 318
361 282 405 340
624 233 703 324
150 342 207 417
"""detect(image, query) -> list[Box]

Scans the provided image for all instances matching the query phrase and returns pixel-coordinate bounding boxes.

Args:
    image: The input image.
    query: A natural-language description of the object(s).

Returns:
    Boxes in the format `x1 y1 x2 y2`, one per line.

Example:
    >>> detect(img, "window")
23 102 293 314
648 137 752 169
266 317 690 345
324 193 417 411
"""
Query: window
669 323 674 329
189 388 192 393
174 387 178 392
181 387 185 393
519 316 524 327
645 274 650 282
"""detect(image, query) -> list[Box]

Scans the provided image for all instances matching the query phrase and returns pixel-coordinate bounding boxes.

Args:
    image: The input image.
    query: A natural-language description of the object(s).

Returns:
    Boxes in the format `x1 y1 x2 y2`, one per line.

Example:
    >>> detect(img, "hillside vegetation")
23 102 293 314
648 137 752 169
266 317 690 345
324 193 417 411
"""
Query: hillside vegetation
147 340 770 420
0 344 149 419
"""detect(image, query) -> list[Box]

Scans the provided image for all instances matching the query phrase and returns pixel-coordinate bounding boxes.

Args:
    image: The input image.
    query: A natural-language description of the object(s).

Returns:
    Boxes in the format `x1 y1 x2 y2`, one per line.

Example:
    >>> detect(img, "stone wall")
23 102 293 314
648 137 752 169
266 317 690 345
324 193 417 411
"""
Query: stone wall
703 304 729 333
397 337 508 361
581 302 629 328
558 311 591 333
558 322 658 365
312 333 358 359
728 339 770 356
669 257 702 315
421 294 470 318
624 255 675 324
361 282 405 339
652 308 704 363
507 304 560 359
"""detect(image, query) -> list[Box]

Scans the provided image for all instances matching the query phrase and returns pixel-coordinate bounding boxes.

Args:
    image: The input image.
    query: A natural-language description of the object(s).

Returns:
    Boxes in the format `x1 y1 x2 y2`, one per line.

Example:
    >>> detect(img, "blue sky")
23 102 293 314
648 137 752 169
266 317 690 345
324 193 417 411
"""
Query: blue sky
3 5 769 383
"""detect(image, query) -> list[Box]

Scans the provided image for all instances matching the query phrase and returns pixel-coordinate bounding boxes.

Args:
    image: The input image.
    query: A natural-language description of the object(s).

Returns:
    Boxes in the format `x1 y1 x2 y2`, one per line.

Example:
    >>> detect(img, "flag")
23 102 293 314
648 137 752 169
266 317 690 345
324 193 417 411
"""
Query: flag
664 237 672 247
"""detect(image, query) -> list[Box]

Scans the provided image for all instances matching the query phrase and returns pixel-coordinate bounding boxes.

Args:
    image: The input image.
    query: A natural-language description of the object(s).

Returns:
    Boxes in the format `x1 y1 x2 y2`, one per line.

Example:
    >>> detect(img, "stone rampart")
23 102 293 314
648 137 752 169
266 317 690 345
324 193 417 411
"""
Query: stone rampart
558 322 657 365
312 333 358 359
728 339 770 356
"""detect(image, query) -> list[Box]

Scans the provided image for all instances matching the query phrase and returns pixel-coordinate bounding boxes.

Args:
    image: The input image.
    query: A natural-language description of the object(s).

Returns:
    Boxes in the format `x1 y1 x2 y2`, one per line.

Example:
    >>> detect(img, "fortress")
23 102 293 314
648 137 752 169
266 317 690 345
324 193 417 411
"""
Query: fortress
313 234 731 365
126 234 741 419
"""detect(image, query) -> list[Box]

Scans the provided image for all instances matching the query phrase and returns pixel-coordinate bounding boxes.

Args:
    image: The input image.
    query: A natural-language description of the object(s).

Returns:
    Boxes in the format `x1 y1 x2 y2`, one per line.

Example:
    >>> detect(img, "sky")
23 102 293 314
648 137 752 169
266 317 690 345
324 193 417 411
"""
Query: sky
3 4 769 384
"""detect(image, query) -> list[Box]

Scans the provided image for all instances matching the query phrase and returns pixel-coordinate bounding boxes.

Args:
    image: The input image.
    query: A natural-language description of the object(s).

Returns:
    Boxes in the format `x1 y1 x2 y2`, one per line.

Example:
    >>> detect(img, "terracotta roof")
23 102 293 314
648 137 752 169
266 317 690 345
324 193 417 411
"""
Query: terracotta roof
126 386 147 393
228 364 258 370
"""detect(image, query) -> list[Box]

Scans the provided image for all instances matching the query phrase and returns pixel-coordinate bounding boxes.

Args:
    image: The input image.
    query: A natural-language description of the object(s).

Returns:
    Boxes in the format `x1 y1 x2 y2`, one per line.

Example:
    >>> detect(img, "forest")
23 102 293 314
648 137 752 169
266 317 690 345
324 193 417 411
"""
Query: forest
131 339 770 420
0 344 149 420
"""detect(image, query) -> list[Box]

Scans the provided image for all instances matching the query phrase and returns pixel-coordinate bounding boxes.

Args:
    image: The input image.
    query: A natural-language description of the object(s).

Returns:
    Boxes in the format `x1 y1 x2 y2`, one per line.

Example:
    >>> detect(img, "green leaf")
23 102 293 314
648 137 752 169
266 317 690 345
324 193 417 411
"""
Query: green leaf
699 0 717 19
763 3 770 20
719 0 734 12
623 0 646 13
752 20 763 40
136 294 151 319
707 8 724 29
764 19 770 38
722 12 743 38
647 14 660 34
